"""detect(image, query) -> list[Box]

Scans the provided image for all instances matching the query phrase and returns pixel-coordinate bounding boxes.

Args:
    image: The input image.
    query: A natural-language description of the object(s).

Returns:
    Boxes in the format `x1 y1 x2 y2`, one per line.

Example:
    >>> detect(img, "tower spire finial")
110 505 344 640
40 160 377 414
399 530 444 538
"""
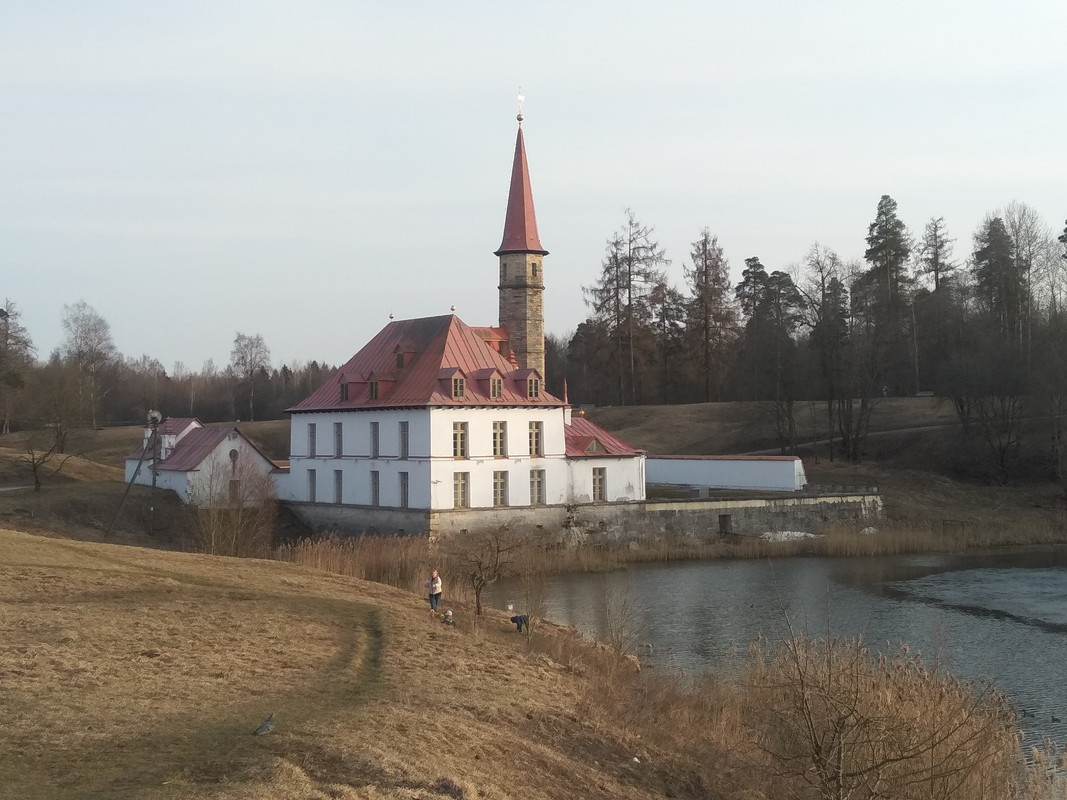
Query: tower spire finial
517 87 524 124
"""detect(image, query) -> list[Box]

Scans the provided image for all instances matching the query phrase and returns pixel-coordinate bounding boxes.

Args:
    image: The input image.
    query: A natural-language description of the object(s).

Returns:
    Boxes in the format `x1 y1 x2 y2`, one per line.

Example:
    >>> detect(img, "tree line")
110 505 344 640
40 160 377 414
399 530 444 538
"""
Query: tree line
551 203 1067 473
0 300 333 444
3 199 1065 474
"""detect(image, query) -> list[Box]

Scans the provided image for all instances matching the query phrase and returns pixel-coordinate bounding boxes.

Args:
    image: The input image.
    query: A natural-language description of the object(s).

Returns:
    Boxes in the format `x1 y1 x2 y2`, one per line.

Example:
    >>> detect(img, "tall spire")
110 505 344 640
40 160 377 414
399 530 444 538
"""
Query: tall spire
495 122 548 256
496 102 547 378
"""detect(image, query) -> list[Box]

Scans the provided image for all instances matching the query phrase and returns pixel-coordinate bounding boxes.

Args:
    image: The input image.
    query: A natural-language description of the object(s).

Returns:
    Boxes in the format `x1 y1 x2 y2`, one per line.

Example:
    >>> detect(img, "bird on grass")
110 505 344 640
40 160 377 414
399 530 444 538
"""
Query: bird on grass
253 712 276 736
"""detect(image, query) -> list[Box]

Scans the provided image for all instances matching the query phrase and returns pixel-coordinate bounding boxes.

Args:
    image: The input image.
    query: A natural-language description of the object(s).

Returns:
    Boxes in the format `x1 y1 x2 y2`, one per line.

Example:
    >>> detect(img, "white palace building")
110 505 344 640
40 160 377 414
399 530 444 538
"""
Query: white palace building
276 114 646 537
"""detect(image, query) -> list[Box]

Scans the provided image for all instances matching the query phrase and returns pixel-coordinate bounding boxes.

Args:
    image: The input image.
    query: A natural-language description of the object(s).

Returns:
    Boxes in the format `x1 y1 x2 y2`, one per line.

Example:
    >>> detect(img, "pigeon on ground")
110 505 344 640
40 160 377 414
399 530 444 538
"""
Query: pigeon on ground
253 712 276 735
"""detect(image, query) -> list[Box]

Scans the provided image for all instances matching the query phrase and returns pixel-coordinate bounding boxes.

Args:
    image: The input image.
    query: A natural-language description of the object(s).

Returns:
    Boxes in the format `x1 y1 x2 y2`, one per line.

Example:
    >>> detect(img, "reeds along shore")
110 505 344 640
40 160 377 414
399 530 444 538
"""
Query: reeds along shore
273 517 1067 601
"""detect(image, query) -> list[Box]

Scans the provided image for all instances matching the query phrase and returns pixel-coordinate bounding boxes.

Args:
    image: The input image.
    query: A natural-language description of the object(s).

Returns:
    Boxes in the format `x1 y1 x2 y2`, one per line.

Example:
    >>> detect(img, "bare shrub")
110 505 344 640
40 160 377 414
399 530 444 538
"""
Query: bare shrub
743 635 1021 800
514 542 549 640
601 579 646 656
187 452 276 557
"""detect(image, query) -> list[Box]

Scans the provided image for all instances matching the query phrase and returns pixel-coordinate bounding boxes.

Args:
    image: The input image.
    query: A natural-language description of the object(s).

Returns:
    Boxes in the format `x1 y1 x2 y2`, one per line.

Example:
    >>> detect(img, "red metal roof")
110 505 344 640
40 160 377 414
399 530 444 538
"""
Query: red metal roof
565 414 645 458
153 426 233 472
289 314 564 413
494 126 547 256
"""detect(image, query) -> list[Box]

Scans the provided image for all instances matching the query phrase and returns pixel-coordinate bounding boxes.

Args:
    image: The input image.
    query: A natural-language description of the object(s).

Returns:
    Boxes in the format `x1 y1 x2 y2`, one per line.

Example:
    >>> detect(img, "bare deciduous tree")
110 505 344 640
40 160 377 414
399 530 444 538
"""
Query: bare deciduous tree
61 300 117 429
187 448 277 557
230 333 271 422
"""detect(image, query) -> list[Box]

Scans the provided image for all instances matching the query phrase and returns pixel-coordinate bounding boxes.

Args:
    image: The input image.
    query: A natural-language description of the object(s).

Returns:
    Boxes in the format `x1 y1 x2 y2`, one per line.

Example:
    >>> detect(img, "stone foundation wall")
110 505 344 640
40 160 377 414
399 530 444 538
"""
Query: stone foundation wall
284 492 883 543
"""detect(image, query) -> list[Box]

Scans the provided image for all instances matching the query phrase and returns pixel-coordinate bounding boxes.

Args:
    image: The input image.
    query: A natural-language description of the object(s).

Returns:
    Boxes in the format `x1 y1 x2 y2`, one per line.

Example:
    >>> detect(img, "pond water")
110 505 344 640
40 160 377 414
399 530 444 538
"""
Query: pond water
485 546 1067 749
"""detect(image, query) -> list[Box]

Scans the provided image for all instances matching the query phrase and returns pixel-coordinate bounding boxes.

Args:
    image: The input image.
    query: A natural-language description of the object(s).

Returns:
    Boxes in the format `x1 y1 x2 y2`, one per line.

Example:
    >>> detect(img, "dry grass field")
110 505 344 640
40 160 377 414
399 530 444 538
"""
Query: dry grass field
0 528 711 800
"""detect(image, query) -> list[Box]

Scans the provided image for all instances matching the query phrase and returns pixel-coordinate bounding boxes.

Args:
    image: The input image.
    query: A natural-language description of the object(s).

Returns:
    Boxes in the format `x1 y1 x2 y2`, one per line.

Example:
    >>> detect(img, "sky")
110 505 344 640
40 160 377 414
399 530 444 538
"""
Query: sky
2 1 1065 374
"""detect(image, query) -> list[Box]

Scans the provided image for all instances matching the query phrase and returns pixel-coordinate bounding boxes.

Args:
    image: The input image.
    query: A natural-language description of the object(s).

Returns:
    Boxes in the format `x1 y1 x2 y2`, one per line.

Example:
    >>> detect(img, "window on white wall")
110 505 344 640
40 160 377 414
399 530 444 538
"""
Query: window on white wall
308 469 317 502
528 421 543 457
493 470 509 507
493 421 507 457
334 422 343 457
371 470 380 506
308 423 317 458
530 469 545 505
399 421 409 459
370 422 380 458
334 469 343 504
453 472 469 508
592 467 606 502
399 472 409 508
453 422 469 458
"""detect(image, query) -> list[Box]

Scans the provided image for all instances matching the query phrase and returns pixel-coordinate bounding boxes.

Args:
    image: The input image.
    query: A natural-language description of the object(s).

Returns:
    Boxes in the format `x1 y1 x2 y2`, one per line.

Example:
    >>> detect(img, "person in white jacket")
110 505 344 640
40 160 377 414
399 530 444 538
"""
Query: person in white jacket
424 570 443 612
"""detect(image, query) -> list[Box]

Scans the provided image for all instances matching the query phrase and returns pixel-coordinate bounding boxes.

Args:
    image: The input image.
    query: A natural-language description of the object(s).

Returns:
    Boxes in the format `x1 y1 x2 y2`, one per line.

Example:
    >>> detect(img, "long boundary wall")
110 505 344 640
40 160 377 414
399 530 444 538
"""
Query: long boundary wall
284 491 882 543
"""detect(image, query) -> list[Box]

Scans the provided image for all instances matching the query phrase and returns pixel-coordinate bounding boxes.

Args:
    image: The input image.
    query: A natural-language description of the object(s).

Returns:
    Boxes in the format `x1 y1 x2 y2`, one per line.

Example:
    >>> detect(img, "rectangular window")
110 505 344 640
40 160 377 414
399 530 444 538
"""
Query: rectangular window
490 377 503 398
493 470 509 507
334 422 343 457
308 468 317 502
453 421 468 458
334 469 343 504
229 479 240 506
339 382 349 402
308 423 317 458
369 381 379 401
370 470 380 506
396 352 405 369
492 421 507 457
452 376 465 398
527 377 540 399
453 471 470 508
592 467 606 502
399 421 409 459
399 471 409 508
529 421 543 457
530 469 545 505
370 421 380 458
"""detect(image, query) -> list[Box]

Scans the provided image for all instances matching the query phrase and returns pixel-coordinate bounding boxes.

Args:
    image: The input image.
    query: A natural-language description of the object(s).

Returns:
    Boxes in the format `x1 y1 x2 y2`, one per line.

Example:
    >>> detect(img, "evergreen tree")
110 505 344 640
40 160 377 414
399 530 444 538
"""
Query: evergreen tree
582 210 668 405
683 228 737 401
916 217 957 292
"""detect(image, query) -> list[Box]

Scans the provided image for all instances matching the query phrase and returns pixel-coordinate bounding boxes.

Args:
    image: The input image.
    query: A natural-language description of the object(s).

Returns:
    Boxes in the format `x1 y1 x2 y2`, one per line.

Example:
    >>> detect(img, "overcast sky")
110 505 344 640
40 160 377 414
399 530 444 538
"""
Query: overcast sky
2 1 1065 373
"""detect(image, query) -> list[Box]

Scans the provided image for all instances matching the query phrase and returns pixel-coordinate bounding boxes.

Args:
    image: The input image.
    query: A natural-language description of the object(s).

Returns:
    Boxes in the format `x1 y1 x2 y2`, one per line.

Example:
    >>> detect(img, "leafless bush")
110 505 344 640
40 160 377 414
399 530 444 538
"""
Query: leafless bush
600 580 646 656
187 453 276 557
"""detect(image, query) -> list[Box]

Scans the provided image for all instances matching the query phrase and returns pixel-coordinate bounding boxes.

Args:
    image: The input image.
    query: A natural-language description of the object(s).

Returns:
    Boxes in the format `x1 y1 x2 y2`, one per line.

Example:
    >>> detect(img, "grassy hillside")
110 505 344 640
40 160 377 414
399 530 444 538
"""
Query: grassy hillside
0 529 704 800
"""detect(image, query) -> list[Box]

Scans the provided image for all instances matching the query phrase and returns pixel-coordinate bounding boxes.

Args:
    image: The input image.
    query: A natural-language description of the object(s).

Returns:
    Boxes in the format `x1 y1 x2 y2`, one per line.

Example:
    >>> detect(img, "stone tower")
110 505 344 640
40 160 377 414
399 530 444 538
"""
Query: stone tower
495 113 547 377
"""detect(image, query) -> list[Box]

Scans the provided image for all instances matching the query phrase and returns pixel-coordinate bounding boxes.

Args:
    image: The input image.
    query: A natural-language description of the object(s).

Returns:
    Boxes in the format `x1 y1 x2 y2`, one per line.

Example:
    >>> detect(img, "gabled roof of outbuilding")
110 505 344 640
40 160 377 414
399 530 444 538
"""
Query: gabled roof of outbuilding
288 314 564 412
565 414 645 458
152 426 234 472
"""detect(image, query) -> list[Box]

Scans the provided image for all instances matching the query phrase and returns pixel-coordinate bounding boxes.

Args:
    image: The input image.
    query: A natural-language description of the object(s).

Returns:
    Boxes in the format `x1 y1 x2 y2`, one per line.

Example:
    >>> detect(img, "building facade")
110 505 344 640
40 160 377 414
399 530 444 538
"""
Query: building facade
277 117 646 535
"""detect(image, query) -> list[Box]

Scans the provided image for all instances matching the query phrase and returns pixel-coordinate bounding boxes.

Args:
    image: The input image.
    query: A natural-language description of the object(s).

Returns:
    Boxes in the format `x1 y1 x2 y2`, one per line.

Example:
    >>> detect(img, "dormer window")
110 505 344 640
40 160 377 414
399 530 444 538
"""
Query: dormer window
452 376 465 399
369 381 379 401
396 352 405 368
527 377 540 399
339 382 349 402
490 377 503 399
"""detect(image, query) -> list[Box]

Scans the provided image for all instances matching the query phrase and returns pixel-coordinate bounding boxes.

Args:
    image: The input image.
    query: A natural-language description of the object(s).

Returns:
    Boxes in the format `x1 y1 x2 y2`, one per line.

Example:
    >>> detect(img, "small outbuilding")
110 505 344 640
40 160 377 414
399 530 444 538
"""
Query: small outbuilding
124 417 279 504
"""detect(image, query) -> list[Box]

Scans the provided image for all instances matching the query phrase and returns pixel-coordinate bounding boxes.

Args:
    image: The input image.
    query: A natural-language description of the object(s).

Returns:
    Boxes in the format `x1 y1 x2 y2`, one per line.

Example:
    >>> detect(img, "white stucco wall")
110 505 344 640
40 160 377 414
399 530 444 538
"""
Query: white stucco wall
282 409 434 508
284 406 647 512
646 456 807 492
